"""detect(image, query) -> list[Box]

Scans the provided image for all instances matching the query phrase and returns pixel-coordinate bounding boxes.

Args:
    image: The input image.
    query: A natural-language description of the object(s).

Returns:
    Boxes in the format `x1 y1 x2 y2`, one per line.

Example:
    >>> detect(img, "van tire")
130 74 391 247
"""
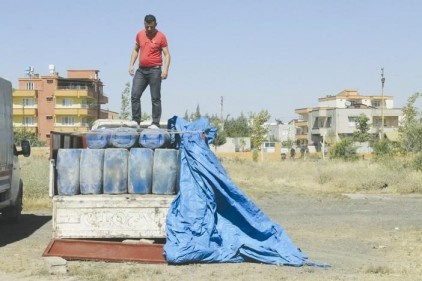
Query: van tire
2 181 23 223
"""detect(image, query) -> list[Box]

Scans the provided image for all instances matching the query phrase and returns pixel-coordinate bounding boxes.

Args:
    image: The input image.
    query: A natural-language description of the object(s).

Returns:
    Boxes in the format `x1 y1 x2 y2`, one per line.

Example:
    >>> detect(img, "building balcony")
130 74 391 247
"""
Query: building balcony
53 125 90 133
100 95 108 104
295 133 308 140
13 107 37 116
12 124 38 133
317 109 328 116
311 127 330 135
295 107 312 115
295 120 308 127
13 90 37 98
55 88 98 99
55 89 108 105
54 107 98 116
99 111 109 119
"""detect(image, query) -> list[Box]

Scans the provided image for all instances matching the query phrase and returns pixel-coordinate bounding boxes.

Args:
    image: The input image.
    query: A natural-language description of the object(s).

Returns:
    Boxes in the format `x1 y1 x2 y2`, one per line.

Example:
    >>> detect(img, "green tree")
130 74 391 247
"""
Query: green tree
119 82 131 120
399 92 422 153
353 114 371 142
372 138 394 160
183 110 189 120
141 112 151 121
207 113 221 125
400 92 420 129
213 127 228 148
209 117 227 149
330 137 358 161
248 110 270 149
224 113 249 137
189 104 201 121
282 139 295 149
13 129 46 147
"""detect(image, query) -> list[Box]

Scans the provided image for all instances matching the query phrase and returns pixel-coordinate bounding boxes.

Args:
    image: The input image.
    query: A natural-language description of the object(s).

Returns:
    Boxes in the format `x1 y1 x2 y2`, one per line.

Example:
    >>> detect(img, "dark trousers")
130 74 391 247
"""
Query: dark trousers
131 67 162 125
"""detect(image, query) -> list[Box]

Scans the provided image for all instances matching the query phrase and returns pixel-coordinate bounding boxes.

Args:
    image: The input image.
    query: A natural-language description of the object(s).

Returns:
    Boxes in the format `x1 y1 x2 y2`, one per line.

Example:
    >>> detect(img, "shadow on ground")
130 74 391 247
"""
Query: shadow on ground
0 214 51 247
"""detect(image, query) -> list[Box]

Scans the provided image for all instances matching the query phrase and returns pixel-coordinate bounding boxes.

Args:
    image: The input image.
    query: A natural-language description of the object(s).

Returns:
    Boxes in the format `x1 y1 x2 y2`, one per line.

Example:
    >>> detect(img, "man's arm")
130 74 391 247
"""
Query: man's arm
161 46 171 79
129 44 140 76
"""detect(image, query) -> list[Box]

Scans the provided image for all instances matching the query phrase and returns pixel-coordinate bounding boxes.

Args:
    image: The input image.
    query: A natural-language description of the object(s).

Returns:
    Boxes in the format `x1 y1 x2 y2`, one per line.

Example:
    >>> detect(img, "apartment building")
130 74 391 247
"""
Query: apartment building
295 89 403 151
12 66 109 145
266 121 296 143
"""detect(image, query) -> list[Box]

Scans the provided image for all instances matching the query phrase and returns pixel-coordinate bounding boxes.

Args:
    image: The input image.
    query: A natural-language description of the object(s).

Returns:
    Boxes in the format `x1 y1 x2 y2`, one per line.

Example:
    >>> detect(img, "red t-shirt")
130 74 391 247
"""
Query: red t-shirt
136 30 168 67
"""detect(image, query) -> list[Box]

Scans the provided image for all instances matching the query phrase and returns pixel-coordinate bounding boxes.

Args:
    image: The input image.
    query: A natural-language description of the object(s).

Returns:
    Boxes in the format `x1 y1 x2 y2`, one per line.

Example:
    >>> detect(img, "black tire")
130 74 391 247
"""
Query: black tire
2 181 23 223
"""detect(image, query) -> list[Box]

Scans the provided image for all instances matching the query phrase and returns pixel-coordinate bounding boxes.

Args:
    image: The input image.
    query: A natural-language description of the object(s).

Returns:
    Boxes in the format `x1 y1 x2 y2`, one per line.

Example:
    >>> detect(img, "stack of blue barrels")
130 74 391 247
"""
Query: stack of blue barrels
56 127 178 196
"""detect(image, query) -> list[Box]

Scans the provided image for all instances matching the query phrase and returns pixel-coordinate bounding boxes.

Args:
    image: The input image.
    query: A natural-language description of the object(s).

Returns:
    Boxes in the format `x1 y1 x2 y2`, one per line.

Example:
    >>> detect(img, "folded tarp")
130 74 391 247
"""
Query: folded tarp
164 116 323 266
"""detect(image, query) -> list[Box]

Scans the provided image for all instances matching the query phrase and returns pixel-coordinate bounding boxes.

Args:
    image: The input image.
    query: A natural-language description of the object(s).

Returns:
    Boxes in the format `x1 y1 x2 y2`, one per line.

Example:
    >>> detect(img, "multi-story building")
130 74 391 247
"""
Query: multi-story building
295 89 402 151
266 121 296 143
12 66 109 145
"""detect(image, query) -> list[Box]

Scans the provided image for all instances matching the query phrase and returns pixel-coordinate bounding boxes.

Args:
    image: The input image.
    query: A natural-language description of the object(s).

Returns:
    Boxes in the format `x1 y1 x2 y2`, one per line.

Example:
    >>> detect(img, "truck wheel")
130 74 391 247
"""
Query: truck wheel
2 182 23 223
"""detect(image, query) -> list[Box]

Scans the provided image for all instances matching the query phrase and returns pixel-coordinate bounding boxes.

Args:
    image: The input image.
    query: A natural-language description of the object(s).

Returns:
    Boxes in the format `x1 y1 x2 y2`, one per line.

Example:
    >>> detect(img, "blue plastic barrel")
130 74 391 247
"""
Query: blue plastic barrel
128 148 153 194
80 149 104 194
110 127 138 148
85 129 112 149
139 129 170 149
56 149 82 195
103 148 128 194
152 149 178 194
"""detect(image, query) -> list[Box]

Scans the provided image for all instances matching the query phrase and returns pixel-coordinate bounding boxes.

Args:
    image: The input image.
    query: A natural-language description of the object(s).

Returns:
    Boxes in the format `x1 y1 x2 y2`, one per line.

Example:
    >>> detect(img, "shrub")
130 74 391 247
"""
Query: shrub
252 149 259 162
410 152 422 171
329 137 359 161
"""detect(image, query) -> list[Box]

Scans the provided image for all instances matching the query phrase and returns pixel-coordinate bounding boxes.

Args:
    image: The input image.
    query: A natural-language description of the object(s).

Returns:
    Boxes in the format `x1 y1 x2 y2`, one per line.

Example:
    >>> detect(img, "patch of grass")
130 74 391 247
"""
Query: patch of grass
222 157 422 197
363 264 392 274
20 156 51 211
18 150 422 213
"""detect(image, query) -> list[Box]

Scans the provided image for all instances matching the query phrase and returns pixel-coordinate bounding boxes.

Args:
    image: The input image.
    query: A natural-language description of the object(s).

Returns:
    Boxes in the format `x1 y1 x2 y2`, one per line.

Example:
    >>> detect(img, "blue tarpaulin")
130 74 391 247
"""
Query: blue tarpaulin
164 116 323 266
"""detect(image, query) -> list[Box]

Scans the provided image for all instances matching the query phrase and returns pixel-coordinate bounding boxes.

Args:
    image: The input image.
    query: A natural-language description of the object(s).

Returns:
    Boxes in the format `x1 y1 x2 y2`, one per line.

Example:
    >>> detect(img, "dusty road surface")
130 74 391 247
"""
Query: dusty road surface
1 192 421 281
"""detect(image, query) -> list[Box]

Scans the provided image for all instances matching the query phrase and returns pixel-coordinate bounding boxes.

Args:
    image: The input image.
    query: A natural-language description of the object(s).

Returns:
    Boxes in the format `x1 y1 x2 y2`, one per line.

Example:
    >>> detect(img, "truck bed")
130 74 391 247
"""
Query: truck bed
52 194 174 239
49 131 175 239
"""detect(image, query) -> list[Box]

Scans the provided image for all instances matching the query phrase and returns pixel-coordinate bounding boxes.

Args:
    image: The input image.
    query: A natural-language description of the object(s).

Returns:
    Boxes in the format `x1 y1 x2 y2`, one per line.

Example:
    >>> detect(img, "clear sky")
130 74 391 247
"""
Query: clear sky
1 0 422 122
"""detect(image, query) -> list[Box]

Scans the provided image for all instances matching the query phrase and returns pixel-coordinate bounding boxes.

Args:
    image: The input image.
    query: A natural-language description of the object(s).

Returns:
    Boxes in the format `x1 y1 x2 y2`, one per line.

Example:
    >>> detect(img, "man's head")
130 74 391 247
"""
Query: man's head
144 14 157 37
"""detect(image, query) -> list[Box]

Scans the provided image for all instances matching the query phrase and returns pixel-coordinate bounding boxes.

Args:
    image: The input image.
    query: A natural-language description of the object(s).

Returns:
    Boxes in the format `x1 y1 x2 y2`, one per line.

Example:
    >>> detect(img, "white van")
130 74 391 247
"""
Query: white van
0 78 31 222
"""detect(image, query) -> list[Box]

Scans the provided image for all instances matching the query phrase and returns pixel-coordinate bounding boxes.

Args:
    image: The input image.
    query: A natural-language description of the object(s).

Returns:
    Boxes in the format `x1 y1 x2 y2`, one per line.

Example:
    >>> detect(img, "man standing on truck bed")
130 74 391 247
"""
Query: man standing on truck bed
129 14 171 129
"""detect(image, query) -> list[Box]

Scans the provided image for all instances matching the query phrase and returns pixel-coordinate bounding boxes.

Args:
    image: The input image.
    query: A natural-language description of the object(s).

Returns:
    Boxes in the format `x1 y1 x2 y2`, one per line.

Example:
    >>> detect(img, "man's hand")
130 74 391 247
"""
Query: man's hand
161 71 168 80
129 66 135 76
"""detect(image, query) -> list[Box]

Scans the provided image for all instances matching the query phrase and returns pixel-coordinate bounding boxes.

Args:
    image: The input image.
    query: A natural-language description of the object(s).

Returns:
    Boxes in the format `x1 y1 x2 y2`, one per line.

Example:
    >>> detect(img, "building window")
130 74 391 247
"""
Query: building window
61 116 75 125
314 117 332 129
81 117 90 127
23 98 35 107
81 99 89 108
47 80 53 84
46 115 53 120
348 116 358 126
372 101 381 108
373 118 386 127
62 98 73 107
46 96 53 102
350 101 362 107
326 117 332 128
23 116 35 125
262 142 276 152
26 82 34 90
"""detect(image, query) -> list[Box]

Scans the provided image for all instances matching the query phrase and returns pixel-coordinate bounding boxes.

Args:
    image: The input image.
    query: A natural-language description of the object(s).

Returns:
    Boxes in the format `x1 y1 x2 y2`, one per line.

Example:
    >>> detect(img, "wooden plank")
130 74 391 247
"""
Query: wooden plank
43 239 166 263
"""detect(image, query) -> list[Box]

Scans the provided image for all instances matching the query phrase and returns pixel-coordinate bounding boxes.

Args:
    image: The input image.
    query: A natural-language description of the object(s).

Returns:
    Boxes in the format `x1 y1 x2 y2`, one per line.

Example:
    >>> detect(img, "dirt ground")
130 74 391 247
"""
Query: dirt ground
0 191 421 281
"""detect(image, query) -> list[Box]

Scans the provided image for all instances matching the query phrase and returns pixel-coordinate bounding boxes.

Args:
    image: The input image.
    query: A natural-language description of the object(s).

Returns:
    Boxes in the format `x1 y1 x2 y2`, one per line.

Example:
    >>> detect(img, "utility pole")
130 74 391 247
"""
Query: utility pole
380 68 385 139
220 96 224 130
